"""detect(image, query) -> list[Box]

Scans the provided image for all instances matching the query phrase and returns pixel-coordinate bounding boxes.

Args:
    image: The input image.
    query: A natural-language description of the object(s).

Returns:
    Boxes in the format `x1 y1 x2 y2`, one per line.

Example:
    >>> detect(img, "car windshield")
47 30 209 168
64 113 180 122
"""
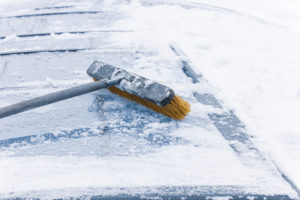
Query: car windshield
0 0 299 199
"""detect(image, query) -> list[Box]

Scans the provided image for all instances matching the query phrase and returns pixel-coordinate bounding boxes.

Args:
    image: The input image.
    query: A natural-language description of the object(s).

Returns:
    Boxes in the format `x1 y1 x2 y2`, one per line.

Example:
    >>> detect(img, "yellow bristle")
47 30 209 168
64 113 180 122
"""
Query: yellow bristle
108 86 190 120
93 78 190 119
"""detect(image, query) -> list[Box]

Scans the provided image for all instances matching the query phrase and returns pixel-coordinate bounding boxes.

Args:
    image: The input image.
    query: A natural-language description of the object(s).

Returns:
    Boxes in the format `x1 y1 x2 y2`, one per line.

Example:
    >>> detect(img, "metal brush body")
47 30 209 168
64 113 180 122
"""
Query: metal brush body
87 61 175 106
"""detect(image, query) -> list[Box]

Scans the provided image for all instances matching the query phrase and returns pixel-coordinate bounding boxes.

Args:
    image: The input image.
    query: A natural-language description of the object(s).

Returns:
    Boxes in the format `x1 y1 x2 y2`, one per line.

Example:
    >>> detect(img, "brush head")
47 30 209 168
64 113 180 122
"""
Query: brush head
87 61 190 120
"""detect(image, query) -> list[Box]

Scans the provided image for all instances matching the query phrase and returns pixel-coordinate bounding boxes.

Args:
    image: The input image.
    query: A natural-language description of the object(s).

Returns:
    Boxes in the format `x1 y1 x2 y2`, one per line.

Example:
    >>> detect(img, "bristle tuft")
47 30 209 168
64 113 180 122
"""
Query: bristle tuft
108 86 190 120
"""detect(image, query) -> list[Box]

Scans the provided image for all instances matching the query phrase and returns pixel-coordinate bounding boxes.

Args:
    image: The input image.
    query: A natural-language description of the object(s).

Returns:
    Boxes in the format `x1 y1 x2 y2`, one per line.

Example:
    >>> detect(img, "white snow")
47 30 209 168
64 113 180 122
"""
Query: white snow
109 0 300 192
1 0 300 198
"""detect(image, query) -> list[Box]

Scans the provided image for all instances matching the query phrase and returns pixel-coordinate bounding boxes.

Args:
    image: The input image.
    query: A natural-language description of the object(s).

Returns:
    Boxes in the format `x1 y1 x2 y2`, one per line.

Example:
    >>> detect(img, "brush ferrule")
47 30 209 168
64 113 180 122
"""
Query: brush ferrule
106 76 124 87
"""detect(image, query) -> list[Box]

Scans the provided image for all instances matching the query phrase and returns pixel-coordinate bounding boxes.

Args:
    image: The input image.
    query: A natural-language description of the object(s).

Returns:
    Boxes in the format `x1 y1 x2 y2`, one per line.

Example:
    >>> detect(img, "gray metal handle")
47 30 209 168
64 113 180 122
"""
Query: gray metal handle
0 78 121 119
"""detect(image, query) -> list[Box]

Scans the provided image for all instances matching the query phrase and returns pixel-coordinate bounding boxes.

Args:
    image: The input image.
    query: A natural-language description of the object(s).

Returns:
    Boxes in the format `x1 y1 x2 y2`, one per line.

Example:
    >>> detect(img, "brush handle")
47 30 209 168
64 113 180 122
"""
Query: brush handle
0 78 121 119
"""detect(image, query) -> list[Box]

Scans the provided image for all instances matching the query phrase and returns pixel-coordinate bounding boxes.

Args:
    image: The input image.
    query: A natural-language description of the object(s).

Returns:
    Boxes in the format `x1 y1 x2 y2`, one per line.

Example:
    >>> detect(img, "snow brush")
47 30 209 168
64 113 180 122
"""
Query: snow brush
0 61 190 120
